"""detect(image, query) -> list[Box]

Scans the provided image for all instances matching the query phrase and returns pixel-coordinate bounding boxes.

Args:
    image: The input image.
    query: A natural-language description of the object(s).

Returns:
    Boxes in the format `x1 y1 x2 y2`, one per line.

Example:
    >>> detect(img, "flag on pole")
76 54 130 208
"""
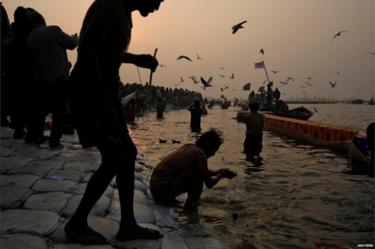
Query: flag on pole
243 82 251 91
254 61 265 69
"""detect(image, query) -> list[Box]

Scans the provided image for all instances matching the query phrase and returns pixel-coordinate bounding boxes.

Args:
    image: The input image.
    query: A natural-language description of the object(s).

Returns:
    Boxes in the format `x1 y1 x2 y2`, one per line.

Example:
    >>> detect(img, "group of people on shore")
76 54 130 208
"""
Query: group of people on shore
1 0 236 245
1 3 78 149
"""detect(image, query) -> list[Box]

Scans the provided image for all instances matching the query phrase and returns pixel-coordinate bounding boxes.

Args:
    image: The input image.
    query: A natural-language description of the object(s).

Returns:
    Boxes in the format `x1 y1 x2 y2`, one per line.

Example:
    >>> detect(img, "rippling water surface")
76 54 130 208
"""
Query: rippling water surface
130 104 374 249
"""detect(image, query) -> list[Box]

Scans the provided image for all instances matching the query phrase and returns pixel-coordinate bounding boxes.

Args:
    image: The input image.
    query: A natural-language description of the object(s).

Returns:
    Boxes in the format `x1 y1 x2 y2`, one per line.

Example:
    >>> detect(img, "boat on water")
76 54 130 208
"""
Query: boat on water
274 106 314 120
351 99 364 104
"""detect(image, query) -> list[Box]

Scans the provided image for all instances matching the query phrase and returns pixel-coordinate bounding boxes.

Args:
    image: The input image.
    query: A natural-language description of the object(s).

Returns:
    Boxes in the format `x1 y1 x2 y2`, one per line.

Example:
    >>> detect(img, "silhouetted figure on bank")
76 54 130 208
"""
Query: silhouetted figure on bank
0 3 12 127
243 102 265 161
27 9 78 148
189 99 203 132
65 0 163 244
367 122 374 177
5 6 33 138
150 129 236 210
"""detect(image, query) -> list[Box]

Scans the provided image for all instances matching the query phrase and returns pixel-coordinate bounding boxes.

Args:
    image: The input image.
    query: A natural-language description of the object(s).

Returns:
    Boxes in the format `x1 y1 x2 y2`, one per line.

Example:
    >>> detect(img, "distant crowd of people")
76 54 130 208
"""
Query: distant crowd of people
1 0 373 247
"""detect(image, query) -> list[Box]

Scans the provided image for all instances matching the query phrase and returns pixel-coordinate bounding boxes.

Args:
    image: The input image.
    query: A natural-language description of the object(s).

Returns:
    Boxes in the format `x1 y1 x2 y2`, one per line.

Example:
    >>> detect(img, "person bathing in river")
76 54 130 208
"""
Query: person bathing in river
150 128 236 210
243 102 265 161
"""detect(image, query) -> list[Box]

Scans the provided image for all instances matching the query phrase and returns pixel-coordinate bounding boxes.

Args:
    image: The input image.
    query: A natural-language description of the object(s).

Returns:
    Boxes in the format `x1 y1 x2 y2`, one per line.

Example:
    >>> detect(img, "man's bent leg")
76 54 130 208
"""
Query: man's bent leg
115 133 162 241
64 137 119 244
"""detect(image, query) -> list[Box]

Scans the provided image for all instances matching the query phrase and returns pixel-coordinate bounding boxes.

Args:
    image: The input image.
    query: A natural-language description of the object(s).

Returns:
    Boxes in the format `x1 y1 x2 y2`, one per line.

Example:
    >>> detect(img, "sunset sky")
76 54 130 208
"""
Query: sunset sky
3 0 374 100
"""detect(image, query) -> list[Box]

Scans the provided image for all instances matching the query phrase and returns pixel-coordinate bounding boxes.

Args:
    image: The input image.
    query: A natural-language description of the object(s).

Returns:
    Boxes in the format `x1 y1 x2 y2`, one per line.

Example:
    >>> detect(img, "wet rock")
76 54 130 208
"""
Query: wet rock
0 174 39 188
24 192 72 214
46 170 84 183
0 147 13 157
0 186 31 208
0 157 33 173
12 160 64 177
62 194 110 217
63 161 93 173
161 231 189 249
135 179 147 192
0 209 59 235
32 179 77 193
0 234 48 249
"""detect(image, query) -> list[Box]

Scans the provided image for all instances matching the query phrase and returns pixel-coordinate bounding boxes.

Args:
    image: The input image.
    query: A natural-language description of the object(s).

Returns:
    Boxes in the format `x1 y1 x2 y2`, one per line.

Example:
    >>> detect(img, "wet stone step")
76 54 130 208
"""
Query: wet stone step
0 209 59 236
23 192 72 214
0 234 48 249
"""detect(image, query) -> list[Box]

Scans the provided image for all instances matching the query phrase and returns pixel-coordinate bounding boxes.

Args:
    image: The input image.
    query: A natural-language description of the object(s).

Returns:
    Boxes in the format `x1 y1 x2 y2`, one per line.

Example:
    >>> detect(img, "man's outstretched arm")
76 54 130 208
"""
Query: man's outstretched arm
122 52 158 71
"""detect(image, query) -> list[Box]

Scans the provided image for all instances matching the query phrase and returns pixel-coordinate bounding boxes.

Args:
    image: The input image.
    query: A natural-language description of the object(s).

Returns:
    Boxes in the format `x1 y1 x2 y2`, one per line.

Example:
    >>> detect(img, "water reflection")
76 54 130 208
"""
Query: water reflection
131 106 374 249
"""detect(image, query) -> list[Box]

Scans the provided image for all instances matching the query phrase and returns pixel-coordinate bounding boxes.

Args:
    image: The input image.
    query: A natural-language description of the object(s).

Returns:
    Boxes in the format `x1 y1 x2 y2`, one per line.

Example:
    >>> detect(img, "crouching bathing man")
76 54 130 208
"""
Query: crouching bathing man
150 129 237 210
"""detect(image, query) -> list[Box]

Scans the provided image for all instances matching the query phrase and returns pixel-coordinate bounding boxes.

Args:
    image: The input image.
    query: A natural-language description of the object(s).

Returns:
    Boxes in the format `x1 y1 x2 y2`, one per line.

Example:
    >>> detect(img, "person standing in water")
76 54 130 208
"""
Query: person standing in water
65 0 164 244
243 102 265 161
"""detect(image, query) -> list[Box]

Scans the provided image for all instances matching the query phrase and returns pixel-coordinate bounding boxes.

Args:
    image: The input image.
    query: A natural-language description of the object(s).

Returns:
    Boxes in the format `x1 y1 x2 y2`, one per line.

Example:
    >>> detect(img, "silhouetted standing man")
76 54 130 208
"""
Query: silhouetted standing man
189 99 203 132
65 0 164 244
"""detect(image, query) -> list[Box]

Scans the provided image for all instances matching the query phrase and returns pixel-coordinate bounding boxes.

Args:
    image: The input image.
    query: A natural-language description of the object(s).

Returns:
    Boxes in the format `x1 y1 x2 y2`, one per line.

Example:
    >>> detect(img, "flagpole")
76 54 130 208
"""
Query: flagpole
149 48 158 86
263 61 271 84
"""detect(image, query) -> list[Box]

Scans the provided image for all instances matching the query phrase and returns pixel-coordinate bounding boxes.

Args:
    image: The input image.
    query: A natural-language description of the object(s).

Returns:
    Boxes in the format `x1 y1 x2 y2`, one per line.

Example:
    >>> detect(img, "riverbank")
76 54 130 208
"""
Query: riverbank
0 126 225 249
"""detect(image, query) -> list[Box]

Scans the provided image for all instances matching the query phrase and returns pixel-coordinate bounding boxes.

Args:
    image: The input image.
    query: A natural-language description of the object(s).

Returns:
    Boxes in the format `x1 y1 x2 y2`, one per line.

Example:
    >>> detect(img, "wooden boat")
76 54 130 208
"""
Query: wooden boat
274 106 313 120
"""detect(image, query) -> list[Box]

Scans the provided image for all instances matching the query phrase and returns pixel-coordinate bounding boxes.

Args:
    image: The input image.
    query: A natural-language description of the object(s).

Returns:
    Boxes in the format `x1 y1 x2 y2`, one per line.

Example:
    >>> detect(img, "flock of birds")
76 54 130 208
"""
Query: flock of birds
155 19 373 98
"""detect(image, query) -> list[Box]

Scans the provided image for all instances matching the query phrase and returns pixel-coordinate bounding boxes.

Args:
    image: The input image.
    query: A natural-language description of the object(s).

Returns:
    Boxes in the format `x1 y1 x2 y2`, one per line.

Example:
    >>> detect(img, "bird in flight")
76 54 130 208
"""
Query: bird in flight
232 20 247 34
286 76 294 82
329 81 338 87
200 76 213 88
196 54 202 60
176 55 192 61
333 30 348 39
259 48 264 55
188 76 199 84
271 70 279 74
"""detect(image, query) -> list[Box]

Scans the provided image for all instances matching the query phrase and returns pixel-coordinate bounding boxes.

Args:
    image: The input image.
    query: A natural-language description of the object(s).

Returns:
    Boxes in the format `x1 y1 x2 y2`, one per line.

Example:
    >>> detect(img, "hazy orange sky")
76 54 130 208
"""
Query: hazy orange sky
3 0 374 100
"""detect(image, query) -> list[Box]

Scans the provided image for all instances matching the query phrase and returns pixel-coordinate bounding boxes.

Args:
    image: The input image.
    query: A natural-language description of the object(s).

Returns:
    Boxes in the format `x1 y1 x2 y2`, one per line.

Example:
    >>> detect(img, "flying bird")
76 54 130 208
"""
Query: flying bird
188 76 199 84
286 76 294 82
176 55 192 61
329 81 338 88
333 30 348 39
232 20 247 34
259 48 264 55
200 76 213 88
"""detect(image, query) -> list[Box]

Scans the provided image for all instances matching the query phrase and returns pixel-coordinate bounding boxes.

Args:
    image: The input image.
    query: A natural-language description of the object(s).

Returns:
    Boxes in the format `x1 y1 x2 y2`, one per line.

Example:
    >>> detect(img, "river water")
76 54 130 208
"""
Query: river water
130 103 375 249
